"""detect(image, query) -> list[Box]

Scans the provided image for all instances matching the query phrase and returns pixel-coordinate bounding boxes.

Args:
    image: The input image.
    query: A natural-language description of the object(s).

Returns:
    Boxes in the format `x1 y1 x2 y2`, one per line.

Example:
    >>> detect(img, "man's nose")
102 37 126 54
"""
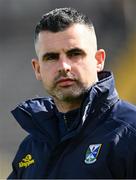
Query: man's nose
58 56 71 73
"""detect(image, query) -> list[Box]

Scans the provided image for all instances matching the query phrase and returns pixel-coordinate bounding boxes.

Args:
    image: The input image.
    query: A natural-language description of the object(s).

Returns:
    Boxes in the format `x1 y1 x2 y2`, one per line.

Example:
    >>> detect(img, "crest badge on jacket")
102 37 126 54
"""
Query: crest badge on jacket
84 144 102 164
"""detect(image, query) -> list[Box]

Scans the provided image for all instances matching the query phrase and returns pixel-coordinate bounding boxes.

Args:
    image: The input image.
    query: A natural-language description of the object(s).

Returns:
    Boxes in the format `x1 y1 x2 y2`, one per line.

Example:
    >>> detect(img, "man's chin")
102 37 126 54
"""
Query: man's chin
53 90 85 102
48 85 87 102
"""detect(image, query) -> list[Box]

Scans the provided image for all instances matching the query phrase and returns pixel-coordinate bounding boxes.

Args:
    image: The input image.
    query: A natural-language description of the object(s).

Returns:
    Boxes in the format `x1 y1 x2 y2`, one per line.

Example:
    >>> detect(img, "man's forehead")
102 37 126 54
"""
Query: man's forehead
37 24 94 41
35 24 96 55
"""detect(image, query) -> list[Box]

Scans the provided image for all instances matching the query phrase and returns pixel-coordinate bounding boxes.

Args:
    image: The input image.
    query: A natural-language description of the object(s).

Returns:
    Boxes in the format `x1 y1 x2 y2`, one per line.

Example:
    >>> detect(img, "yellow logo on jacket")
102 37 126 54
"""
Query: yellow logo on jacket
19 154 35 168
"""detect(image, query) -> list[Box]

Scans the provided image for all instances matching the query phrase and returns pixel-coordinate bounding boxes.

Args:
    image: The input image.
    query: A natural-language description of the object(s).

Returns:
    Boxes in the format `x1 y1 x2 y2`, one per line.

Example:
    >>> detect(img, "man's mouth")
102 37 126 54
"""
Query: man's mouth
56 78 75 87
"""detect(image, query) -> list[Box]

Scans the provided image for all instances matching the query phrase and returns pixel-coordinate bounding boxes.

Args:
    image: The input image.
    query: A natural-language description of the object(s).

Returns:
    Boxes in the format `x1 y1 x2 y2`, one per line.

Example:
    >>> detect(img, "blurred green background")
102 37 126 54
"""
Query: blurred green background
0 0 136 178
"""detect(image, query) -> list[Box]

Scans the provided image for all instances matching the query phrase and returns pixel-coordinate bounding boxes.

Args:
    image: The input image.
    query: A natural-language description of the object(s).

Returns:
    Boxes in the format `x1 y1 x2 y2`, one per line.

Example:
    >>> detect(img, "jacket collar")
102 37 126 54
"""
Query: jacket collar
11 71 119 143
11 97 59 144
81 71 119 124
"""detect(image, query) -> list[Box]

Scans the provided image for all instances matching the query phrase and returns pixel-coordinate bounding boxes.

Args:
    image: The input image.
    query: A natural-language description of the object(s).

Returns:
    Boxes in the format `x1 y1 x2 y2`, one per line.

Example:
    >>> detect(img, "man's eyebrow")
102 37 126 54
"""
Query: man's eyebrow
42 52 59 60
66 48 85 54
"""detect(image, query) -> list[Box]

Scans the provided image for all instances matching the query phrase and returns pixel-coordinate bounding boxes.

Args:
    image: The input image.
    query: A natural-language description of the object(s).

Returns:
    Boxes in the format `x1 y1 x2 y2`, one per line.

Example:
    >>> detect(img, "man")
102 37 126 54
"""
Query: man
8 7 136 179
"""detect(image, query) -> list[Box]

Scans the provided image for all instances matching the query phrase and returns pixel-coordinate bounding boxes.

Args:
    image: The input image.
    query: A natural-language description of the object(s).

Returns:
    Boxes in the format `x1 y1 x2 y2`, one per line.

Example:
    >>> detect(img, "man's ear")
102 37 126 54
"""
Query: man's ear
95 49 106 72
31 58 42 80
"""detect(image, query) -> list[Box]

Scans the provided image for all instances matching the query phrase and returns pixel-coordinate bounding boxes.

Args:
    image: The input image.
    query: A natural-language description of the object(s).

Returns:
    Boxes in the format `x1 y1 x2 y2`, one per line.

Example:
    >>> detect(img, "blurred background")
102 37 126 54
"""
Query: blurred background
0 0 136 178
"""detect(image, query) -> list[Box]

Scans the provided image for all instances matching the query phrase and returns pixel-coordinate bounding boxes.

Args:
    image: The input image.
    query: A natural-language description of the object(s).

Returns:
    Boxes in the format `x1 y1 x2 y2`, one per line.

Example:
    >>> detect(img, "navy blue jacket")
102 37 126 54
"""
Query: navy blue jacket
8 71 136 179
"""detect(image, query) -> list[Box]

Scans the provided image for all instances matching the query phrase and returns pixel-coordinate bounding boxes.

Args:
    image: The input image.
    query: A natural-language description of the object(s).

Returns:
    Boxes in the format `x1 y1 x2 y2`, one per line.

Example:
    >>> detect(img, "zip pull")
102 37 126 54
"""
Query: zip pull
64 114 70 131
63 114 67 126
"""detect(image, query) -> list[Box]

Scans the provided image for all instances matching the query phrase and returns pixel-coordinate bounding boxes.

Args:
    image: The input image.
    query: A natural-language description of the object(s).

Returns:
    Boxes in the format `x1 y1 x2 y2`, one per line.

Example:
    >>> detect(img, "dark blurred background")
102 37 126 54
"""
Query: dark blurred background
0 0 136 178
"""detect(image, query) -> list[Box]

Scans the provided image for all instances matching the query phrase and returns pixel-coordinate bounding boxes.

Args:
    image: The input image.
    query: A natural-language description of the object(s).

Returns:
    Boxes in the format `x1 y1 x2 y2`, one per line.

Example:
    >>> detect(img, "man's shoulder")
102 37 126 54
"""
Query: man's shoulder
111 99 136 135
17 135 34 151
16 134 46 154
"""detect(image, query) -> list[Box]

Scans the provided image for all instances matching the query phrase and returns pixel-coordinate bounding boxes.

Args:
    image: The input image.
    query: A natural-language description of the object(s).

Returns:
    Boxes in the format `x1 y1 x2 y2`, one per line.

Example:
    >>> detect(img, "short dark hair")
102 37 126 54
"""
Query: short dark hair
34 7 94 42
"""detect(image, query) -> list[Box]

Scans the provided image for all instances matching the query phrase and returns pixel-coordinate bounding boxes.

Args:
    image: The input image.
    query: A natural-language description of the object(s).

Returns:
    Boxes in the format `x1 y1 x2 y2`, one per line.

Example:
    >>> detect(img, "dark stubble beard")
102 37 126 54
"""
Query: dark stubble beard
45 72 88 103
50 80 88 103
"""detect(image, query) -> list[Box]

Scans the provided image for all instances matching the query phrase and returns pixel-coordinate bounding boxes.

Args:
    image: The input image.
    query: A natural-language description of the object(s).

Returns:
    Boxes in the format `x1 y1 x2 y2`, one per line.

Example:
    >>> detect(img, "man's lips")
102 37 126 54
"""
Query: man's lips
56 78 75 87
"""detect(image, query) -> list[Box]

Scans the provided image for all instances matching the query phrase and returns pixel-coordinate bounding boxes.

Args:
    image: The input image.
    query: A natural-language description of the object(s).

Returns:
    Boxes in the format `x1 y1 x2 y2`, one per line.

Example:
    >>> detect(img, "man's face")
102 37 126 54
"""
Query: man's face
32 24 105 103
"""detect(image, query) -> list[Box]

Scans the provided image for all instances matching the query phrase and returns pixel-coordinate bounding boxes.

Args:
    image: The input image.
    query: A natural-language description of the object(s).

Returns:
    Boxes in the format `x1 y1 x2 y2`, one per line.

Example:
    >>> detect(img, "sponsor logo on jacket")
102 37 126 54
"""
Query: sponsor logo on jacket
19 154 35 168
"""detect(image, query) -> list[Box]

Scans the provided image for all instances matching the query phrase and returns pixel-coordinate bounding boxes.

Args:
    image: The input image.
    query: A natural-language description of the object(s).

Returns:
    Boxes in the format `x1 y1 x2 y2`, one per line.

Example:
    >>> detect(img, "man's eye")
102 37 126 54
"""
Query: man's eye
72 52 81 56
68 51 82 58
43 54 59 61
46 56 54 60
